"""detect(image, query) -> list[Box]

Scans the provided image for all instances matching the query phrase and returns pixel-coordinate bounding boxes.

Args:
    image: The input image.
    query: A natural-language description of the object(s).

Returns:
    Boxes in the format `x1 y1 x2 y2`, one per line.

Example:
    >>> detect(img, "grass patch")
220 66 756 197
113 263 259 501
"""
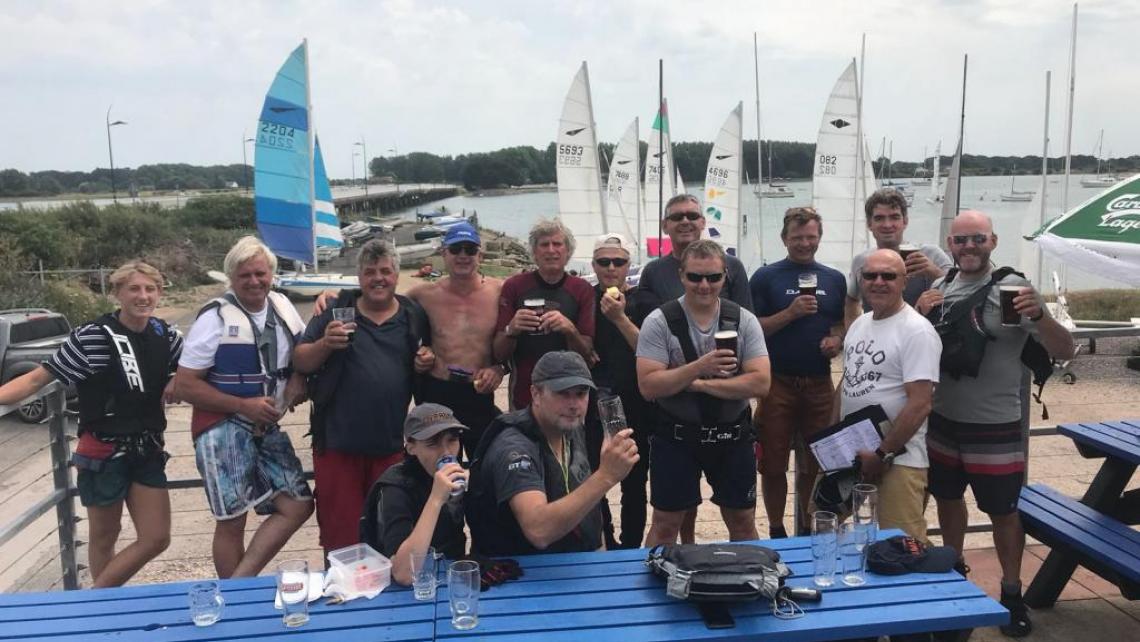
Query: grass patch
1047 289 1140 322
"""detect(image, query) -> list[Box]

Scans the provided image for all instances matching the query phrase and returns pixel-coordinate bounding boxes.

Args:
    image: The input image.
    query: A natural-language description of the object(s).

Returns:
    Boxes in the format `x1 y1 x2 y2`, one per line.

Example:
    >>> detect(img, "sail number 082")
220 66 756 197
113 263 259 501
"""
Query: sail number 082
817 154 838 175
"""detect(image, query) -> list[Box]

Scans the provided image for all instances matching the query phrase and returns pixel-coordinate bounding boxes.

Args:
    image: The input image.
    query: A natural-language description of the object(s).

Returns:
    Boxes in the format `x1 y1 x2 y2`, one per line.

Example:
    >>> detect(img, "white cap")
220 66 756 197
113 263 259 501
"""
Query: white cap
593 232 631 256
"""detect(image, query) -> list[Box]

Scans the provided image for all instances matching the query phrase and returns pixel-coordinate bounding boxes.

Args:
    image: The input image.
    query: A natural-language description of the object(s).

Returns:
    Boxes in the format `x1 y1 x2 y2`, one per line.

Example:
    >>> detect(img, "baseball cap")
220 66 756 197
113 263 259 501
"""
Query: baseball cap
593 232 631 256
867 535 959 575
532 351 596 392
404 403 468 440
443 222 481 247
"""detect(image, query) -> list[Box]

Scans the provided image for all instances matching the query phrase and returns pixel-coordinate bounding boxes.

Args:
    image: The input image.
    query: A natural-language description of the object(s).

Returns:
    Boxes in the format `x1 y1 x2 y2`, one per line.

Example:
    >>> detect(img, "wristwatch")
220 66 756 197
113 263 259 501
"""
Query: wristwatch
874 447 896 465
503 323 517 338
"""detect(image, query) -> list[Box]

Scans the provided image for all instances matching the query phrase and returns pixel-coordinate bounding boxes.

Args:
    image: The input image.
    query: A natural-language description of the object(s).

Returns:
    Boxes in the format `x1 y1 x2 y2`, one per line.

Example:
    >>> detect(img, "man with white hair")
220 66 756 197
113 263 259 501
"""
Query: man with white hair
176 235 313 578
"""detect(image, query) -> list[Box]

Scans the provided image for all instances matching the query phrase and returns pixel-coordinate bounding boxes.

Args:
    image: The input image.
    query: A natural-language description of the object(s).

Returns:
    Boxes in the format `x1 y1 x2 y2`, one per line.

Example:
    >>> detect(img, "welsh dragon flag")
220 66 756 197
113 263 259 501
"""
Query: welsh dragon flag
1031 173 1140 286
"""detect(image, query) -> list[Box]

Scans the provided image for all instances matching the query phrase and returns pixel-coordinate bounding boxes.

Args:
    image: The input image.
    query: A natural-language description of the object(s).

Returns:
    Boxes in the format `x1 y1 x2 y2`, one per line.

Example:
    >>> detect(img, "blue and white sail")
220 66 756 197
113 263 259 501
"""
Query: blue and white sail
254 41 319 266
313 136 344 257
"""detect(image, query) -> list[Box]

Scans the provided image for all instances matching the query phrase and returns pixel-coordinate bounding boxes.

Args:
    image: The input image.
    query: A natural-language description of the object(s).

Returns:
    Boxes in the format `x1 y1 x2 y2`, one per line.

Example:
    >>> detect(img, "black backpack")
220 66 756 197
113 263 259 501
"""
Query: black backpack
659 298 742 425
464 410 543 556
645 543 790 602
307 291 429 450
930 267 1054 418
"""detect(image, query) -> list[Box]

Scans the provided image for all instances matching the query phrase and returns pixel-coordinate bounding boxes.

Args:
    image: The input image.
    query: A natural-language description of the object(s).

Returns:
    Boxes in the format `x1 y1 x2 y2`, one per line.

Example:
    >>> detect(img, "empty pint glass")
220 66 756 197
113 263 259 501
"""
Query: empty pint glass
277 560 310 628
840 521 868 587
332 307 355 342
798 272 818 297
597 394 627 438
449 560 480 630
999 286 1022 327
811 511 839 588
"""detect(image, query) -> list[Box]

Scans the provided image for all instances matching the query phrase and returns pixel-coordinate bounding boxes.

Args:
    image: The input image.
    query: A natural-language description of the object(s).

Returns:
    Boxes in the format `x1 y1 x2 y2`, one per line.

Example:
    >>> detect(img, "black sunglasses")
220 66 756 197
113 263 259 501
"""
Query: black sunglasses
861 271 900 282
685 272 725 284
594 257 628 268
666 211 702 222
447 243 479 256
950 233 990 246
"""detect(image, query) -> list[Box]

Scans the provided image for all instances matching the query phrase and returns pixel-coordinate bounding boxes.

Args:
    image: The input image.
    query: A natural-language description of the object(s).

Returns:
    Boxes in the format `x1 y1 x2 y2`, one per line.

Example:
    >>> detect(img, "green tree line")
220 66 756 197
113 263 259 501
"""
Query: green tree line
5 146 1138 198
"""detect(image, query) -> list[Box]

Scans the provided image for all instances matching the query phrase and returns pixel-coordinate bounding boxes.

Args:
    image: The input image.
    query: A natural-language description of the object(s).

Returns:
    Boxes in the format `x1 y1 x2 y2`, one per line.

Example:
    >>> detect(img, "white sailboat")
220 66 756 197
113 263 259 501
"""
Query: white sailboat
702 103 744 257
555 61 607 270
760 146 794 198
1000 167 1033 202
939 56 969 244
1080 129 1117 188
927 142 943 203
643 99 679 257
811 60 878 274
605 118 643 262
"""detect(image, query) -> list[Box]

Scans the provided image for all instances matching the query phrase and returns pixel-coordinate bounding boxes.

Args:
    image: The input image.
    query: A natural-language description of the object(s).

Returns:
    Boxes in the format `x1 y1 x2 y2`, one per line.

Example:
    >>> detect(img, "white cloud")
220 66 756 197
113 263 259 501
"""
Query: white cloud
1 0 1137 176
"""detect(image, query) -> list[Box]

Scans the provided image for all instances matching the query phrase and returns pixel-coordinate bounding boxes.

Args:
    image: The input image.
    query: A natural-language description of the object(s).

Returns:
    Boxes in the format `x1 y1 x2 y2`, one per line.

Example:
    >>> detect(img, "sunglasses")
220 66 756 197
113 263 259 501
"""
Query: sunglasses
950 233 990 246
861 271 900 282
447 243 479 256
685 272 725 284
666 211 702 222
594 257 628 268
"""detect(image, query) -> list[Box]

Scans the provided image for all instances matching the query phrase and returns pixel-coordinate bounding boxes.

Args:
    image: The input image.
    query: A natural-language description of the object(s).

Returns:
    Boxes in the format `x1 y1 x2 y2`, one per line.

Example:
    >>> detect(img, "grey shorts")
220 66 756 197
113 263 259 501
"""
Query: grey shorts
194 418 312 520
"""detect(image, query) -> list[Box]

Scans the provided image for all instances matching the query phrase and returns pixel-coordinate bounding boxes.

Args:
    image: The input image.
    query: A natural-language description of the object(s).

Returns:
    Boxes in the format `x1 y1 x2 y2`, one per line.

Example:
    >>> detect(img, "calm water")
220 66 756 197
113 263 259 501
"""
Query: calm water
391 174 1125 292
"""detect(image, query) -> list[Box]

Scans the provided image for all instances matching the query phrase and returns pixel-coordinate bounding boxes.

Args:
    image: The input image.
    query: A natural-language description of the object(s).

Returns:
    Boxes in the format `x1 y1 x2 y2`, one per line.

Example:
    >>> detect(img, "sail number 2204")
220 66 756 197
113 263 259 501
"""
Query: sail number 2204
259 122 296 150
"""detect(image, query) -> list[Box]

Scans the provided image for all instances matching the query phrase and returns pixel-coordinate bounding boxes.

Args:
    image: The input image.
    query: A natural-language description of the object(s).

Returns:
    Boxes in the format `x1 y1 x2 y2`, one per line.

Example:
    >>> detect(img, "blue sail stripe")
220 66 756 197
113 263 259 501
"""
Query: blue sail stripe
315 211 338 226
260 223 313 264
255 197 312 229
254 170 310 203
313 137 342 248
266 44 308 106
259 96 309 131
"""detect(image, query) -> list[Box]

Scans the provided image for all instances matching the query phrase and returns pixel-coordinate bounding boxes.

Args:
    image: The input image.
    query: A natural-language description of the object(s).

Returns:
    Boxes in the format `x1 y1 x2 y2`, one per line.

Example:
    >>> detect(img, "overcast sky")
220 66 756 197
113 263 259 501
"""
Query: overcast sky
3 0 1137 178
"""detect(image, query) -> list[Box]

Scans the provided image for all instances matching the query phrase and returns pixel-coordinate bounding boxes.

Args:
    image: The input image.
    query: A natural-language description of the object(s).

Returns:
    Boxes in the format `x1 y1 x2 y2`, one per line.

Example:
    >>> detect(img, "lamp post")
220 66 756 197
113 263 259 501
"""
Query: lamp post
388 145 400 192
352 151 360 188
242 133 254 193
354 139 368 198
105 105 127 204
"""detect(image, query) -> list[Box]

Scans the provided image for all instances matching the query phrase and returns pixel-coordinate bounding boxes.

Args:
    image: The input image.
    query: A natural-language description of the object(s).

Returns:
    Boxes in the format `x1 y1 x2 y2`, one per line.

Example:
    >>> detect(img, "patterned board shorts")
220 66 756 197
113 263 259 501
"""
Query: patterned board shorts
194 418 312 520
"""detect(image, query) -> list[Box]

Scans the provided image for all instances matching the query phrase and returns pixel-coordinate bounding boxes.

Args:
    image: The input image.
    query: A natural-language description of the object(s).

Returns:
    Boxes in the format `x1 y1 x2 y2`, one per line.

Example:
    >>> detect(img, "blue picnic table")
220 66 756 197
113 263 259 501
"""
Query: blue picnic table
1022 418 1140 607
434 531 1006 642
0 531 1006 641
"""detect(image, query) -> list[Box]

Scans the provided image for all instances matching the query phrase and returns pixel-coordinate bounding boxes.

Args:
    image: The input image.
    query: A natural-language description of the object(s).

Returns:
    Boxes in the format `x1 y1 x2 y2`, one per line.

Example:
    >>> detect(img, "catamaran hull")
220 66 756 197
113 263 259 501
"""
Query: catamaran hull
276 273 359 297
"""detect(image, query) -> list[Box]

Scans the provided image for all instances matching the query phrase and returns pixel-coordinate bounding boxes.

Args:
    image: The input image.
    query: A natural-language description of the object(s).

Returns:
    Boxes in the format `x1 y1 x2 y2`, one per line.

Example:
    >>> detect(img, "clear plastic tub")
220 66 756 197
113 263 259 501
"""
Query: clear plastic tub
327 543 391 593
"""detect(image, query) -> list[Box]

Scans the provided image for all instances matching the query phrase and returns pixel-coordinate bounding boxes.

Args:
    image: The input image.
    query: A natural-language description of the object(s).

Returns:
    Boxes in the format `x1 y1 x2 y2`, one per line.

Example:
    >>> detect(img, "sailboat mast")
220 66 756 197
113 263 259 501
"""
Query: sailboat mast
736 101 744 254
851 54 863 258
954 54 967 215
1062 3 1077 214
753 31 764 265
581 62 607 234
303 38 318 273
1038 70 1051 288
657 59 664 256
634 117 642 265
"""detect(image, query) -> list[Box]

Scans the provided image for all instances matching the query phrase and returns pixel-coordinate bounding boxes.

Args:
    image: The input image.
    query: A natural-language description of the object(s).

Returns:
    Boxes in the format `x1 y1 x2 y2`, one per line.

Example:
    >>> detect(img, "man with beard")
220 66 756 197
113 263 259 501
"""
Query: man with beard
916 211 1075 638
407 223 505 451
845 189 952 327
493 220 595 410
470 351 639 556
293 239 434 554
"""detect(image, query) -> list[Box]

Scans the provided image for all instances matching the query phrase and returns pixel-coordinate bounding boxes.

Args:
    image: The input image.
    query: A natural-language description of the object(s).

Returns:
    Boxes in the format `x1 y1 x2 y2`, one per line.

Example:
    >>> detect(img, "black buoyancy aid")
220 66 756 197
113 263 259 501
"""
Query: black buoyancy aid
76 313 171 435
660 298 742 425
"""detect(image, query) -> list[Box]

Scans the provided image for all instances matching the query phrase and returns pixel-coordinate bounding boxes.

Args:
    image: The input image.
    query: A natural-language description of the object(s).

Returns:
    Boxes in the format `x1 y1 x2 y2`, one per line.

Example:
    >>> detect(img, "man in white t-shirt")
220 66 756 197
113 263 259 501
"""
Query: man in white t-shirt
837 249 941 540
175 236 313 578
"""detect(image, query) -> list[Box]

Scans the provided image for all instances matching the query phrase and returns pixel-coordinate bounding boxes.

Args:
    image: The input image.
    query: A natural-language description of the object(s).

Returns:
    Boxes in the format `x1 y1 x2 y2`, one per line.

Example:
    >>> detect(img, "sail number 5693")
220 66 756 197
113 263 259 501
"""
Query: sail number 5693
558 144 585 166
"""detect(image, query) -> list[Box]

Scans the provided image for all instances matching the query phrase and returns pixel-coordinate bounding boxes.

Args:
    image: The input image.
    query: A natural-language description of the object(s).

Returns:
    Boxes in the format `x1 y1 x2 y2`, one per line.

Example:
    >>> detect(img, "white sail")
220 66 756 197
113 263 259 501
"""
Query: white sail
939 137 963 243
811 61 875 274
930 142 942 201
555 62 606 266
605 118 642 260
703 103 744 257
643 100 677 257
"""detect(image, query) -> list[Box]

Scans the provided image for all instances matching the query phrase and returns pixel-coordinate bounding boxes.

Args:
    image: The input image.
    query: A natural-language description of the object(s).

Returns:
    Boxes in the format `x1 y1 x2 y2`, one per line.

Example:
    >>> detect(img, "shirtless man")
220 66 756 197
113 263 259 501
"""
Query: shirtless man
316 222 505 450
407 223 505 450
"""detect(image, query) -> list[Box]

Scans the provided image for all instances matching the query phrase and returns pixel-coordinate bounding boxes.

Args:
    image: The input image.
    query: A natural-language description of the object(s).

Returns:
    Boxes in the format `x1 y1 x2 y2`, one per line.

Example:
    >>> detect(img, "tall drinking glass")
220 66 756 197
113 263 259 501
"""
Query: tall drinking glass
852 483 879 555
840 521 868 586
597 394 628 438
410 547 438 601
277 559 310 628
811 511 839 588
448 560 480 630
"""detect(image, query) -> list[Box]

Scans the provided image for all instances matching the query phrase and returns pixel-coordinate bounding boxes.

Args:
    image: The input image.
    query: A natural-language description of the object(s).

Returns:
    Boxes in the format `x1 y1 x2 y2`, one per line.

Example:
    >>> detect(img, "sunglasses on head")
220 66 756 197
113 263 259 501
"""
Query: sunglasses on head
666 211 702 222
861 271 900 282
950 233 990 246
447 243 479 256
594 257 628 268
684 271 725 284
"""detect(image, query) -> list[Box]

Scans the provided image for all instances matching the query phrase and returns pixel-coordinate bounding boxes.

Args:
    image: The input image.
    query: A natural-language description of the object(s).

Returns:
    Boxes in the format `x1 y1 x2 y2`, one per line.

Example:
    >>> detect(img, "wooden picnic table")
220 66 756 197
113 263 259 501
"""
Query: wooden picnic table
1023 419 1140 607
434 531 1006 642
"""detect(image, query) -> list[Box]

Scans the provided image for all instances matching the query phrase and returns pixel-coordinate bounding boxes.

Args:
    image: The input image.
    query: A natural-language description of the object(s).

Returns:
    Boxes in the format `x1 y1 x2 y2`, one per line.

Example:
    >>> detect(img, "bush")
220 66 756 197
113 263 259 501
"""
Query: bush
179 195 254 230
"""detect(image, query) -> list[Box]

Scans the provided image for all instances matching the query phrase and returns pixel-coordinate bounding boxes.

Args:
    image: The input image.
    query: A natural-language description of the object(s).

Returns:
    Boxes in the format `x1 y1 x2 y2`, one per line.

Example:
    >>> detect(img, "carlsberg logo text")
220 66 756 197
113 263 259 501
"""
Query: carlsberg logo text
1099 194 1140 234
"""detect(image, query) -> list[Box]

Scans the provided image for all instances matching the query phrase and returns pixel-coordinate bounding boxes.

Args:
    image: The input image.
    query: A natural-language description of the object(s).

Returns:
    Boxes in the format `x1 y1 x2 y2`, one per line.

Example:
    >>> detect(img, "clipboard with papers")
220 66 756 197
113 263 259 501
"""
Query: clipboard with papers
807 405 903 472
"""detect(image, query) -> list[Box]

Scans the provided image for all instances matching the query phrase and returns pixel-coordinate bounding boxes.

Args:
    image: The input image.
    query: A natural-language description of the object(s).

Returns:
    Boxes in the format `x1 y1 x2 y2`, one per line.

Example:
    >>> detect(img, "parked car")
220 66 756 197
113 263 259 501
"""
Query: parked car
0 308 75 423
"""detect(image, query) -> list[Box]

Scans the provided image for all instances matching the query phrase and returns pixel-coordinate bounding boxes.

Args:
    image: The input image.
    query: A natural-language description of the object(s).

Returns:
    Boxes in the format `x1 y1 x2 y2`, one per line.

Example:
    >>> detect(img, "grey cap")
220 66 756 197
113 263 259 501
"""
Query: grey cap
404 403 468 440
532 351 596 392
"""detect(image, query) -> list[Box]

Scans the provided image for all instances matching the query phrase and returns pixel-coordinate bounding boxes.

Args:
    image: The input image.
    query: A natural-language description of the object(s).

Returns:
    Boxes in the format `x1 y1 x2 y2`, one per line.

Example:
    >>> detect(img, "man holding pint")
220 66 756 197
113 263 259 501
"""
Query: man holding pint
916 211 1075 638
638 240 771 546
749 206 845 538
845 188 952 327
